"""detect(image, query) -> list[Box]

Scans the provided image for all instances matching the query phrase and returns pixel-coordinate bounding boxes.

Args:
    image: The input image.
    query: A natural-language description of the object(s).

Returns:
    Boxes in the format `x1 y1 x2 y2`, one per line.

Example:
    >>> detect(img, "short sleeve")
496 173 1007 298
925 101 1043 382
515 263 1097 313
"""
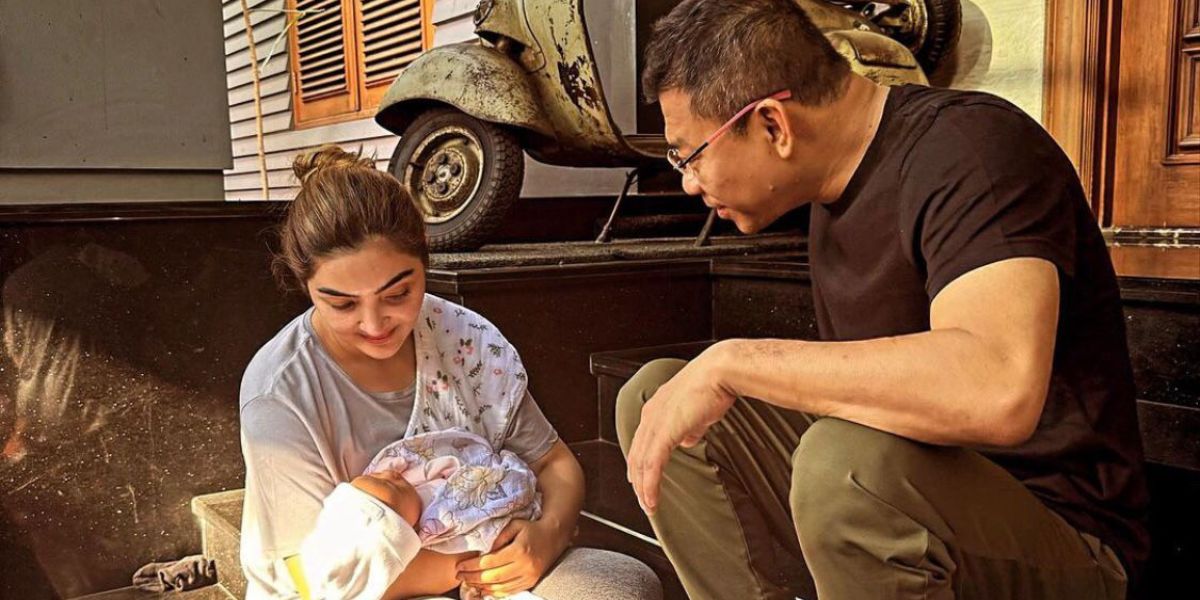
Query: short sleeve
500 390 560 464
900 104 1079 300
239 394 334 565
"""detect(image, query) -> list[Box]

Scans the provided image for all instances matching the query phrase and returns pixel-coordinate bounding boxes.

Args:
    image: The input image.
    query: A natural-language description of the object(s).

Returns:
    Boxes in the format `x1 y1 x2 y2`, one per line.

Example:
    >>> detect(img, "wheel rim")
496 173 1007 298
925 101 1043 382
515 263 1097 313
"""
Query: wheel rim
843 0 929 58
402 125 485 225
903 0 930 60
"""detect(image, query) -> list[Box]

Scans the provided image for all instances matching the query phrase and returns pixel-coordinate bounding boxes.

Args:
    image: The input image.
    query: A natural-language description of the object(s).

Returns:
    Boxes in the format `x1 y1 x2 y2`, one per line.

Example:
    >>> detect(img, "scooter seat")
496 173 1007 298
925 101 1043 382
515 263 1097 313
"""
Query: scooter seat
622 134 669 158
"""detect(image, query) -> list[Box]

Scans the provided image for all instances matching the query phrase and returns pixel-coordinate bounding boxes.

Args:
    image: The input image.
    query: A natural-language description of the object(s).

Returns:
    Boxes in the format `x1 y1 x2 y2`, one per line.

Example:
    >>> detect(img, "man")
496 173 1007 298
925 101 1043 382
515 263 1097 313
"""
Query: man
616 1 1149 599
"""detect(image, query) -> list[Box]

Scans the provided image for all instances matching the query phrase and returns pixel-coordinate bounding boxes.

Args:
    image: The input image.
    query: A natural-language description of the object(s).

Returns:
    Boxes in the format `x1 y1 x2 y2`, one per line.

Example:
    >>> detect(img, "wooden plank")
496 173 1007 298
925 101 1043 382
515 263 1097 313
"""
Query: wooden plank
225 13 287 55
222 0 278 22
231 111 294 140
224 153 392 190
224 1 286 38
224 168 299 190
230 93 291 123
227 72 290 105
1110 245 1200 279
228 137 397 171
227 51 288 89
227 186 300 201
230 118 391 155
226 27 287 70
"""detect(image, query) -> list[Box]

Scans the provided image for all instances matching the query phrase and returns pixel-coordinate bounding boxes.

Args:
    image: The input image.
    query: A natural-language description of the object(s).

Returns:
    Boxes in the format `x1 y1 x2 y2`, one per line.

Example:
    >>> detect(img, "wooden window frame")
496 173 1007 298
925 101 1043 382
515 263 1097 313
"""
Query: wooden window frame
286 0 434 130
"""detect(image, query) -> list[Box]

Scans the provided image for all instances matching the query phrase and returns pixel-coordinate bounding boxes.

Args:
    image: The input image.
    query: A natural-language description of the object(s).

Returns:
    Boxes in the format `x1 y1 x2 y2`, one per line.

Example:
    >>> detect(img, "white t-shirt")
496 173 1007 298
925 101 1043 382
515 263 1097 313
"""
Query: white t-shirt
238 300 558 598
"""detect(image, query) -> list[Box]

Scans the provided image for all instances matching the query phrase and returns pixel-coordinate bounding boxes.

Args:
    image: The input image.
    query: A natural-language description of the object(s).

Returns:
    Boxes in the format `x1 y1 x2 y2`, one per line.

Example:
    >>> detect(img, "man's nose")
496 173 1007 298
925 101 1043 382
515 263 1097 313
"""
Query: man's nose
681 171 703 196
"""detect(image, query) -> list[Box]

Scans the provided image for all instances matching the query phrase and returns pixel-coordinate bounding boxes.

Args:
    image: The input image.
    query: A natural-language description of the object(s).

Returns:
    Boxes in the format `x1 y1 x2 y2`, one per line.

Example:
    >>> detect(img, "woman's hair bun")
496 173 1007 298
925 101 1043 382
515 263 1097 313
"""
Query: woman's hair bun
292 145 376 182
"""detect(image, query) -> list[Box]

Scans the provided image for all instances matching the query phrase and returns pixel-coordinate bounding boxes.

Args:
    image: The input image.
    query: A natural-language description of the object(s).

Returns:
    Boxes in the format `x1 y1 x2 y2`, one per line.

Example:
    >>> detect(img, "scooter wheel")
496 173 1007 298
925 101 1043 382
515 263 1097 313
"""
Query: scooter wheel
389 107 524 252
913 0 961 74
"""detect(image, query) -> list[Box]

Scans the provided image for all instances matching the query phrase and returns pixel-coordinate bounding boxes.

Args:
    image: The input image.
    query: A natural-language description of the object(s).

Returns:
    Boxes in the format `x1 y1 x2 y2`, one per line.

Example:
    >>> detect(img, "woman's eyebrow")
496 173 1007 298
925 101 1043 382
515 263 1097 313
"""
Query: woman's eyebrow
374 269 414 293
316 269 414 298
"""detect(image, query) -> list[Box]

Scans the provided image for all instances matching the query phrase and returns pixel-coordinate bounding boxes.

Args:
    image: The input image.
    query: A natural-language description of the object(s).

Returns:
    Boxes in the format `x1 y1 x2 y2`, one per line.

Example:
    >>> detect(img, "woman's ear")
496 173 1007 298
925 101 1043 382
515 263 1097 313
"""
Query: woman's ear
755 100 794 160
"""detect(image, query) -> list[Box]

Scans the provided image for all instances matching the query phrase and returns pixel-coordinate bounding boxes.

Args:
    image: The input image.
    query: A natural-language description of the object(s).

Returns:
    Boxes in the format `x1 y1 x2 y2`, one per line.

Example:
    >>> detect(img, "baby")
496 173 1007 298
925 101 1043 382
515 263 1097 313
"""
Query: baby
310 429 544 600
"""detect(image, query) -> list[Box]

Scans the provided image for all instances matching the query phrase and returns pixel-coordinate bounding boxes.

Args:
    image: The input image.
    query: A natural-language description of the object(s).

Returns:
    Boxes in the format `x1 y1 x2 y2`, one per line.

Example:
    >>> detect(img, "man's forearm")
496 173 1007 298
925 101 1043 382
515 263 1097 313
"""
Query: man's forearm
711 329 1048 447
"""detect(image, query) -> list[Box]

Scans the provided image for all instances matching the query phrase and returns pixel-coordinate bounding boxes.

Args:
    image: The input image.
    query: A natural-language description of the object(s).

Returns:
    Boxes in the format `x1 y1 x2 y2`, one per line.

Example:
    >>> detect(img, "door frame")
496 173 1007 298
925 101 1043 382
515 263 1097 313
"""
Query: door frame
1042 0 1122 226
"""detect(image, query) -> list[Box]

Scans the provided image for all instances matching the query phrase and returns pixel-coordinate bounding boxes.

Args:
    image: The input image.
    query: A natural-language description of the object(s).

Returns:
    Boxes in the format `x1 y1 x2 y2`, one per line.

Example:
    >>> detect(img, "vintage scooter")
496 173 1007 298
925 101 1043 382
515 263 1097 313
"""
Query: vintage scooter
375 0 958 251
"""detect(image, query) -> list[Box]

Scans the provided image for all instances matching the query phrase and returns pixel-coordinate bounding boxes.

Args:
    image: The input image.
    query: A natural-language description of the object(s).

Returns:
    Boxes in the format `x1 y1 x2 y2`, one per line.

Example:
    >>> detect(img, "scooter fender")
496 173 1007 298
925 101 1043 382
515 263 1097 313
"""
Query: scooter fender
375 42 553 138
825 30 929 86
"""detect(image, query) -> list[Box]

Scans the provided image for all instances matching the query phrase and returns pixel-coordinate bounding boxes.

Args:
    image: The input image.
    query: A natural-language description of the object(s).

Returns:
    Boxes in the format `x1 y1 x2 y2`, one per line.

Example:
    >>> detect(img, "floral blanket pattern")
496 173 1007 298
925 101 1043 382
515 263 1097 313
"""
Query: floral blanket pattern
409 294 529 450
364 428 542 554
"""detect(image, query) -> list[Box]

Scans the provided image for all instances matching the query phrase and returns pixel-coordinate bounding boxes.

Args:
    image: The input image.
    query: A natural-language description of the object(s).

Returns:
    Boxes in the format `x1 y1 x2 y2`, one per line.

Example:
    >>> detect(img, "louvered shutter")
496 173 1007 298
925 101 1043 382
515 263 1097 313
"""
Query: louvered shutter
356 0 428 110
288 0 359 127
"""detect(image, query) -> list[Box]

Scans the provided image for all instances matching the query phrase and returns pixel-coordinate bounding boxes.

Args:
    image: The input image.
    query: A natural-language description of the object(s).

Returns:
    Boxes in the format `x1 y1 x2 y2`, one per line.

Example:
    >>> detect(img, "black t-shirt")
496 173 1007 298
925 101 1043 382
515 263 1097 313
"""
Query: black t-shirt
808 84 1151 577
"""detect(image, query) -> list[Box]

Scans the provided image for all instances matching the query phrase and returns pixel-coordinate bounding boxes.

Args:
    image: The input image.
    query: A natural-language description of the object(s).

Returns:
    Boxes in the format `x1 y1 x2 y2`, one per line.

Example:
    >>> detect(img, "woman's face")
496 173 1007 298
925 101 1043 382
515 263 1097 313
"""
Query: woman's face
306 236 427 362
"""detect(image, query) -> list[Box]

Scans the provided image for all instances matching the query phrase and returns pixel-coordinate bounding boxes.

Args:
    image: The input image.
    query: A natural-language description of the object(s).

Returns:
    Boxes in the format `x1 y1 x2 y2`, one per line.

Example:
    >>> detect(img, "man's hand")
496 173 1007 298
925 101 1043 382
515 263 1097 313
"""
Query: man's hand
350 472 423 527
625 344 738 515
455 519 561 597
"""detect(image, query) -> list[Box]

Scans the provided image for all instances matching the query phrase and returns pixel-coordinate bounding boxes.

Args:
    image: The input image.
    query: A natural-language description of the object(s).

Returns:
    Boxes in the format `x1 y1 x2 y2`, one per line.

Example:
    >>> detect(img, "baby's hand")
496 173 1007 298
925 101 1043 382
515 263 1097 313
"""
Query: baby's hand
351 471 423 527
459 582 484 600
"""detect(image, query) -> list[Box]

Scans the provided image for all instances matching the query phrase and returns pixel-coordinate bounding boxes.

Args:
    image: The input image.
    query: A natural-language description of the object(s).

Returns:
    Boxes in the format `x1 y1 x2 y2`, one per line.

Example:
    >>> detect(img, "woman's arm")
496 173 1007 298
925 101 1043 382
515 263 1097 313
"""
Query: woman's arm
528 440 585 556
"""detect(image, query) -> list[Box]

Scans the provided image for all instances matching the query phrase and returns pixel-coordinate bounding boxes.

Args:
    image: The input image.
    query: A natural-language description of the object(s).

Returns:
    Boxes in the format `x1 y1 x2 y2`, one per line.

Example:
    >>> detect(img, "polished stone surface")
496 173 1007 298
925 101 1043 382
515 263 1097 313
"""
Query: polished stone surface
0 217 307 598
427 233 803 269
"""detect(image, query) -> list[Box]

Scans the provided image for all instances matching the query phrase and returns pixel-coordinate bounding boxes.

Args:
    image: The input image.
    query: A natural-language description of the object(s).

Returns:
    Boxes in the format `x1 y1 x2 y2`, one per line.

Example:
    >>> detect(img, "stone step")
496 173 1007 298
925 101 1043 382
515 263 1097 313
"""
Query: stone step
591 341 714 444
190 490 247 600
70 584 236 600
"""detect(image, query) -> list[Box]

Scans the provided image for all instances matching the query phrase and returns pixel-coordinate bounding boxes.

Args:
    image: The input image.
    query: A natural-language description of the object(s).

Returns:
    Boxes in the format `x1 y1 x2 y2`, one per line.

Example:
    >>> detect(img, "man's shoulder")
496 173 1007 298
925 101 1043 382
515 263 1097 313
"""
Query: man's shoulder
891 86 1069 181
892 84 1031 124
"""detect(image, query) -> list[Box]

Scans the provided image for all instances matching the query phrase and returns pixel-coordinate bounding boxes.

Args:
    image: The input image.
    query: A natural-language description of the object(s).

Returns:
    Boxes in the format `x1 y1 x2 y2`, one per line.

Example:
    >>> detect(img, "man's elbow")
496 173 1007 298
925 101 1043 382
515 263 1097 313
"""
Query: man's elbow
982 387 1047 447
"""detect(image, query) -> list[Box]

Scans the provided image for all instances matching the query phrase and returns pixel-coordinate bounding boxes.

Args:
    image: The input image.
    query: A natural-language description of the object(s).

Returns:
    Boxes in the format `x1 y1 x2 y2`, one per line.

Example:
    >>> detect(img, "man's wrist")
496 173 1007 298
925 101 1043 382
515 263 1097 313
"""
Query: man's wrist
705 338 743 393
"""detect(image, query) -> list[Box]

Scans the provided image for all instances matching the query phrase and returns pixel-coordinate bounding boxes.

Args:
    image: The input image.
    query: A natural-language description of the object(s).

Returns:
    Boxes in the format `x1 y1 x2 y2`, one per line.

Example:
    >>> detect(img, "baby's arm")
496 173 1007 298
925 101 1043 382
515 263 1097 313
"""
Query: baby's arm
287 473 426 600
353 472 478 599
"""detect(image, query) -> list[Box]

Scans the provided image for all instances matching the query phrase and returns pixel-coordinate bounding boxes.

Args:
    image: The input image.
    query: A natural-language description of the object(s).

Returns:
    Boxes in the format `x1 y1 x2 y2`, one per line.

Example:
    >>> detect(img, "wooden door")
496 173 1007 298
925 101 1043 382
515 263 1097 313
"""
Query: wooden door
1111 0 1199 227
1046 0 1200 279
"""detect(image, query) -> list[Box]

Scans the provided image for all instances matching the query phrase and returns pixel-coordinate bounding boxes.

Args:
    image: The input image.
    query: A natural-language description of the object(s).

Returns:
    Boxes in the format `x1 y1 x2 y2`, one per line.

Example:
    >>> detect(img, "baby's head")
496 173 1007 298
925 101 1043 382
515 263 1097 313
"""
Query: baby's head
350 470 422 525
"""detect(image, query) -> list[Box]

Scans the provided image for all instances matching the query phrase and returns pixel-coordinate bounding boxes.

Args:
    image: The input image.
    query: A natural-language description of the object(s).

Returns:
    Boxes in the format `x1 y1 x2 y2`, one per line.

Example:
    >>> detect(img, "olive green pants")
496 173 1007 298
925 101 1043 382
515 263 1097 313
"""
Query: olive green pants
615 359 1128 600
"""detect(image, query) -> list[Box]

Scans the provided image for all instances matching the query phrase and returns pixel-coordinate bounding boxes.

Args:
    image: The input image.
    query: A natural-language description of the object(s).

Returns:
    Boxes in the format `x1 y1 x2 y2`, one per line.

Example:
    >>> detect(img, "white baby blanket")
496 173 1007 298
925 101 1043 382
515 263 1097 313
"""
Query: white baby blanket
364 428 543 555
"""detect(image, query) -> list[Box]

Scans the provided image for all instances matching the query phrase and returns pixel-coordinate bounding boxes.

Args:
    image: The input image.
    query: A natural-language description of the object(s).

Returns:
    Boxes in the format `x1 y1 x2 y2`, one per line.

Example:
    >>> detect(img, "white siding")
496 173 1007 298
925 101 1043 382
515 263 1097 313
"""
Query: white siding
222 0 398 201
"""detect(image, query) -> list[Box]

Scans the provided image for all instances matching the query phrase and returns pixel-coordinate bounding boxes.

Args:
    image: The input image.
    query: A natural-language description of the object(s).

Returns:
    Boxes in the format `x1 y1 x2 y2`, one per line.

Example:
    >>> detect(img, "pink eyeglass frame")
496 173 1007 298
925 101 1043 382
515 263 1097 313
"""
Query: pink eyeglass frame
667 89 794 173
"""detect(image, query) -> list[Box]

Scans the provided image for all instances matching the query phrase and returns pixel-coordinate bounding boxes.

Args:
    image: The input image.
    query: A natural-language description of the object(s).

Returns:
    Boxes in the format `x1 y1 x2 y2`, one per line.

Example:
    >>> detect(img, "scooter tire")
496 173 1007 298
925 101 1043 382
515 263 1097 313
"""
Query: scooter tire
389 107 524 252
914 0 961 74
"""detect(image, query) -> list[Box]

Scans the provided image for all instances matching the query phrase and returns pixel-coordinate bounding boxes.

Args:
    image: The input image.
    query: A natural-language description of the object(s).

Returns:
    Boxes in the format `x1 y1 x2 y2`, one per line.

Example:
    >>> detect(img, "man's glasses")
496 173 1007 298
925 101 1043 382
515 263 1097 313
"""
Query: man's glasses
666 89 793 176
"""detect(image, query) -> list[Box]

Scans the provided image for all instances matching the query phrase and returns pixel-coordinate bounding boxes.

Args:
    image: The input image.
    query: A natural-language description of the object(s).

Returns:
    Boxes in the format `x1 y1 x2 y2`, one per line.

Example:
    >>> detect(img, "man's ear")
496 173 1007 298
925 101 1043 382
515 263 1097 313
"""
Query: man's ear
755 100 793 159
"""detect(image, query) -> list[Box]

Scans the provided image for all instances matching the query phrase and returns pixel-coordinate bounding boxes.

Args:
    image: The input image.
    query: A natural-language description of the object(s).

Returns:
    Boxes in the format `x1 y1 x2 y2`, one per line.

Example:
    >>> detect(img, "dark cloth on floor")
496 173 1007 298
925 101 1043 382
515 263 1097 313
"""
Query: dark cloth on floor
132 554 218 592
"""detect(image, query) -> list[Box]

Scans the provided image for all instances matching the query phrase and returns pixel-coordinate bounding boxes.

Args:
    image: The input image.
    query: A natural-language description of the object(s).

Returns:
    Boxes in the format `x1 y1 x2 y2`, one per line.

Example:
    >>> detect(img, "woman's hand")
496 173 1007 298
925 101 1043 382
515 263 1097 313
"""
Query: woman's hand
455 518 562 597
350 472 423 526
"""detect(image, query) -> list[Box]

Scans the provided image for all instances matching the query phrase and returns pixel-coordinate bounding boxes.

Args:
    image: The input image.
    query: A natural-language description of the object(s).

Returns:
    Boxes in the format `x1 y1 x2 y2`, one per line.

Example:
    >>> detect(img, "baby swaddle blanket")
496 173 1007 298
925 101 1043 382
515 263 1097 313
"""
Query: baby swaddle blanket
363 428 542 554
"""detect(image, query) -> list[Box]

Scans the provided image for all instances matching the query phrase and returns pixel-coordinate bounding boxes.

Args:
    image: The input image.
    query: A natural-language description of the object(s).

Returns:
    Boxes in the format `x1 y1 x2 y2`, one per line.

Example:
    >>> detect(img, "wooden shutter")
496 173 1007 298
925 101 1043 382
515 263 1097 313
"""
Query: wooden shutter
288 0 359 127
356 0 428 110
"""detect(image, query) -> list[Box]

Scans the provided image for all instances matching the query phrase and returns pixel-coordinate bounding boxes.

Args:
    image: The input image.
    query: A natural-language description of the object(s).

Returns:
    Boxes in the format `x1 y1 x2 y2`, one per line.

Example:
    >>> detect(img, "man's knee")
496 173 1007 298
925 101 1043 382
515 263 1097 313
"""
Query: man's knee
789 419 919 541
614 358 687 452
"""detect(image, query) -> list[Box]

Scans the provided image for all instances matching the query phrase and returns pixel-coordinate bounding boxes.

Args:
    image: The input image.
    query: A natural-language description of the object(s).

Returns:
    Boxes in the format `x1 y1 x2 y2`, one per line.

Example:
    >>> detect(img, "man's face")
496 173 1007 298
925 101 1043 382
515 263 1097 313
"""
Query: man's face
660 89 804 233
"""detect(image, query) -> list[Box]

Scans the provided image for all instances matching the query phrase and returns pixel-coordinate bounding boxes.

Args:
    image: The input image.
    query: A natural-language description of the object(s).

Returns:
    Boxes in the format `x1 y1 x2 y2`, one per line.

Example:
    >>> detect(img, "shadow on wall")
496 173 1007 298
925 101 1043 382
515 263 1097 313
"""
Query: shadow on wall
0 218 307 599
929 0 994 88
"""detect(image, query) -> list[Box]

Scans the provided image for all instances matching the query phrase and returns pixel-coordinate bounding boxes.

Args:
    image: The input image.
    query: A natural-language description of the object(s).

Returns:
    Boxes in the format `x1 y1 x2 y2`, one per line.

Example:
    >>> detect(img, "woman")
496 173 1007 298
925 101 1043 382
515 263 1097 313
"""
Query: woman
239 147 659 600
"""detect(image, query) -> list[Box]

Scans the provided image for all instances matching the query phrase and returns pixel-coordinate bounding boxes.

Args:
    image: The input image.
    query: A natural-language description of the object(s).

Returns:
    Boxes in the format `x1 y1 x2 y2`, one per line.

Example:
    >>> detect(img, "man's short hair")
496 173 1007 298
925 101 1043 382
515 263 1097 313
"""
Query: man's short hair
642 0 850 130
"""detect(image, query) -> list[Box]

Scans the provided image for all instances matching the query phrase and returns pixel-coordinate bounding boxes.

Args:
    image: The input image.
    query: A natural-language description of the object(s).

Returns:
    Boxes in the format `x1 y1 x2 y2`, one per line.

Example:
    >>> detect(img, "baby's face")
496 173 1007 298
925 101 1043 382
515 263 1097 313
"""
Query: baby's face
351 471 418 516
